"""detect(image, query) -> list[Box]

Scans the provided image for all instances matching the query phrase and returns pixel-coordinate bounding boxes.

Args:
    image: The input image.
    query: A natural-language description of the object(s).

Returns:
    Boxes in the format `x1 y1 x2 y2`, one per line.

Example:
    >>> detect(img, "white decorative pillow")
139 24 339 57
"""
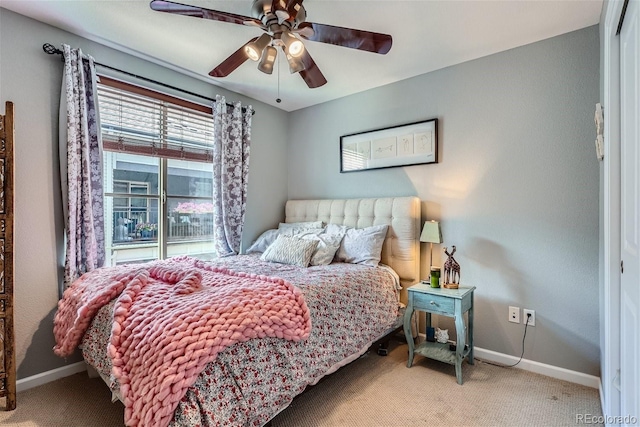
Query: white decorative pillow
325 223 349 237
334 224 389 267
278 221 324 234
246 229 280 253
281 227 325 237
300 232 344 266
261 234 319 267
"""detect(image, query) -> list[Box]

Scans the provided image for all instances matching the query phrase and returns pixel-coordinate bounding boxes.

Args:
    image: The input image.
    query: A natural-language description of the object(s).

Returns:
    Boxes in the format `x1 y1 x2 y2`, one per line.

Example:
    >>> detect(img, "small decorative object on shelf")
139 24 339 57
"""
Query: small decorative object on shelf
443 246 460 289
430 266 441 288
435 327 449 343
426 326 436 342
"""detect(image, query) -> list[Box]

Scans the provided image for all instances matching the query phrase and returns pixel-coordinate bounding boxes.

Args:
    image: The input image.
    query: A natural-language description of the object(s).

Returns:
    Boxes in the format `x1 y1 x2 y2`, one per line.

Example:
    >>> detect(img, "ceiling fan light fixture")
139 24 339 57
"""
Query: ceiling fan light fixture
273 0 290 23
244 33 272 61
285 51 305 74
281 31 304 57
258 45 277 74
150 0 391 89
251 0 272 21
291 1 302 14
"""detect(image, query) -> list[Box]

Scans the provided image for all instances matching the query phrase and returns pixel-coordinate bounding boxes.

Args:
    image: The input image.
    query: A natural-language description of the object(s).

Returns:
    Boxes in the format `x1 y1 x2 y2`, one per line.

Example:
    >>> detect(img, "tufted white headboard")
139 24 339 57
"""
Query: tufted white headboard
285 197 421 301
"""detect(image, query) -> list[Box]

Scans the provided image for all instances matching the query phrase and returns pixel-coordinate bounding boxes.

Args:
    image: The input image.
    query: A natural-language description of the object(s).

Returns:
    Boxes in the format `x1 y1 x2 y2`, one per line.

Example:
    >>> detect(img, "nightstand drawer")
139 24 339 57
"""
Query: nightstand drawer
411 292 454 316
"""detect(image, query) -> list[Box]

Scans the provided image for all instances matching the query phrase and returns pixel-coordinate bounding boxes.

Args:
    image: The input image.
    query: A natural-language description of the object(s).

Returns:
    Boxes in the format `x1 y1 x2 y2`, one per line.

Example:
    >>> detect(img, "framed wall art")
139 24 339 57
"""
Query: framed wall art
340 118 438 173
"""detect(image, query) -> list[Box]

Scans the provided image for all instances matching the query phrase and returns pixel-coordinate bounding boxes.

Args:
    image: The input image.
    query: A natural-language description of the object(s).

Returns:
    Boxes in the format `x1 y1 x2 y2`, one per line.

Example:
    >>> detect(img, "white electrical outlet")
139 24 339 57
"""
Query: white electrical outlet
508 306 520 323
523 309 536 326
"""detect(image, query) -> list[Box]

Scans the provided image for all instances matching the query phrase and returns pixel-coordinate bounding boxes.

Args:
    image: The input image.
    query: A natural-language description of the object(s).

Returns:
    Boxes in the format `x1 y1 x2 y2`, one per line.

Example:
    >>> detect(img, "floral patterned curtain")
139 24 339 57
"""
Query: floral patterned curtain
59 44 105 286
212 95 253 256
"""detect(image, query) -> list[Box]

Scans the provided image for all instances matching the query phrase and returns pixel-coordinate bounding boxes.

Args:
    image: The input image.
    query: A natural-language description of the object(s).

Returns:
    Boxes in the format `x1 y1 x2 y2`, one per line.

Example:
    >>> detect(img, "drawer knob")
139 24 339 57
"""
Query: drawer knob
430 301 437 305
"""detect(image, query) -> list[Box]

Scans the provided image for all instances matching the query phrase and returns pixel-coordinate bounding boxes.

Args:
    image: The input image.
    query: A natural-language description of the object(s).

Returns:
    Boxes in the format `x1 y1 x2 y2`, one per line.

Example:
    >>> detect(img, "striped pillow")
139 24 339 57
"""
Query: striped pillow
261 234 319 267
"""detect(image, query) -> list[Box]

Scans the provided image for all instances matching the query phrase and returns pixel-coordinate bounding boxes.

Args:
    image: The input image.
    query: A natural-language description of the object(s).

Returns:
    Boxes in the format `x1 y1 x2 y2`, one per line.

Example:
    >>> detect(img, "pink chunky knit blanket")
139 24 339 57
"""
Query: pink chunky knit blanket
53 257 311 427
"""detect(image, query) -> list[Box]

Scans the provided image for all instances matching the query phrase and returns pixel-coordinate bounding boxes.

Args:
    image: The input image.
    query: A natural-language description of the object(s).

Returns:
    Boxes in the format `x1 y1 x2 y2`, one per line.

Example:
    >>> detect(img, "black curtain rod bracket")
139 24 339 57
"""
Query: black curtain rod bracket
42 43 254 115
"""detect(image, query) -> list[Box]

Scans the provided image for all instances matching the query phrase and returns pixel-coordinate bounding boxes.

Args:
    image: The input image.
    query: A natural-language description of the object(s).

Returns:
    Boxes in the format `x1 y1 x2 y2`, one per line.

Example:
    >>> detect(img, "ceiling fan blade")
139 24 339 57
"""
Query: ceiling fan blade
292 26 314 39
299 50 327 88
209 38 257 78
297 22 392 55
150 0 263 27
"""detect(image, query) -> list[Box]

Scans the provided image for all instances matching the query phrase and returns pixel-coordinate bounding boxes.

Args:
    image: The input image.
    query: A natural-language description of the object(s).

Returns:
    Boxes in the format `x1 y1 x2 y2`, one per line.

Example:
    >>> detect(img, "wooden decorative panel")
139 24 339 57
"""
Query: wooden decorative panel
0 239 5 295
0 159 5 215
0 101 15 410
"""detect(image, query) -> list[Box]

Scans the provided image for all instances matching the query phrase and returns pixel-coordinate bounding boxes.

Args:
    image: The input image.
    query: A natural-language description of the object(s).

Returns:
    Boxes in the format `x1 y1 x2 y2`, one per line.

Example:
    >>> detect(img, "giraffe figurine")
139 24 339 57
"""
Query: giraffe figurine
443 246 460 289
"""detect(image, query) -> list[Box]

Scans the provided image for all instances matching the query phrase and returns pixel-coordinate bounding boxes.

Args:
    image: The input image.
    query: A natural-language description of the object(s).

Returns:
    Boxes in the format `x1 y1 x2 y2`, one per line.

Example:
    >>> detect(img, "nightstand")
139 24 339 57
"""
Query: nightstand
403 283 475 384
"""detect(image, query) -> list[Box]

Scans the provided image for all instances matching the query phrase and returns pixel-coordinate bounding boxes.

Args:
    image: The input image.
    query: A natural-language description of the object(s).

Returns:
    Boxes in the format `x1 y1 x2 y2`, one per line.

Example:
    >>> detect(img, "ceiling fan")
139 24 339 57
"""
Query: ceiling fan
149 0 393 89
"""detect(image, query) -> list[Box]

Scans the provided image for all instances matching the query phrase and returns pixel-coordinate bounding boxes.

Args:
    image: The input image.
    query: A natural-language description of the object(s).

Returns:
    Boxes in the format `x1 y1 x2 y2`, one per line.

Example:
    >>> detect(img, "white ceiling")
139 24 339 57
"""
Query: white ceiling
2 0 603 112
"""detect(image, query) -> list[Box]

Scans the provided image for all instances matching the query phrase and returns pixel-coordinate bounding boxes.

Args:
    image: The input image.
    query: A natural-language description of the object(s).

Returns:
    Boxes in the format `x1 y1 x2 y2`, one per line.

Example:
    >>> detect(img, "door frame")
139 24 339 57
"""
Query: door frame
602 0 625 419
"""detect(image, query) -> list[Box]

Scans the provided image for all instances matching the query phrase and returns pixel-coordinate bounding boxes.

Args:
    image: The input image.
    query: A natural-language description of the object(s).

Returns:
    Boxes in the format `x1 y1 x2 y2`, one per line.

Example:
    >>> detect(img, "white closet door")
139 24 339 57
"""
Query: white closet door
620 0 640 421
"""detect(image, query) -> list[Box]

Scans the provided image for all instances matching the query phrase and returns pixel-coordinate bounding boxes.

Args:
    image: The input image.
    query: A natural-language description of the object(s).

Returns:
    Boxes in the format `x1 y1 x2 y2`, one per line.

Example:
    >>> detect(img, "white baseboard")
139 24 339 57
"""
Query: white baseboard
599 379 608 424
16 362 87 392
15 346 601 393
474 346 600 389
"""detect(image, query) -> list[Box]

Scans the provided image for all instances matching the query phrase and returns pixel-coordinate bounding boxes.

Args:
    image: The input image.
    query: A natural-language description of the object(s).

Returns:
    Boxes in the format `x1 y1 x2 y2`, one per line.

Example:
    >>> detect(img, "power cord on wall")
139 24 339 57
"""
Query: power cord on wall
482 312 531 368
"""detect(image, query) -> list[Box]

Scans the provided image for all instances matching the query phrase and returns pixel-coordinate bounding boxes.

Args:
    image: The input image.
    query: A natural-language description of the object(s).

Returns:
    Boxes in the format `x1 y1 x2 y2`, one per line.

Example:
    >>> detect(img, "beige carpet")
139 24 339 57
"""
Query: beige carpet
0 341 602 426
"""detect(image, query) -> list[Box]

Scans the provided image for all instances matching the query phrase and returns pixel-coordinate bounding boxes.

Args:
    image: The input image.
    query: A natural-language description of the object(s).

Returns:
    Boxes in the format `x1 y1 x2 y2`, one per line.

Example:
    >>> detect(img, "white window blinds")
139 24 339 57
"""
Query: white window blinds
97 79 214 162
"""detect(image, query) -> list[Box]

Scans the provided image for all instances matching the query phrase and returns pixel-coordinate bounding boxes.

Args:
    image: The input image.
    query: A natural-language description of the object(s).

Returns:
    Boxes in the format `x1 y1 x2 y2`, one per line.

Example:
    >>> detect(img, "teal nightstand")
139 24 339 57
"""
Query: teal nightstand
403 283 475 384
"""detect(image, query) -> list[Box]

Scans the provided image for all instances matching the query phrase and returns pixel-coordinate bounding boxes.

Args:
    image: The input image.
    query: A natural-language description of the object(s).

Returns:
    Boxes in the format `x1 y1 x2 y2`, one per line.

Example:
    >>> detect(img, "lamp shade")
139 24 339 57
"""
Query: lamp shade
420 220 442 244
258 46 277 74
281 31 305 57
285 51 305 74
245 33 272 61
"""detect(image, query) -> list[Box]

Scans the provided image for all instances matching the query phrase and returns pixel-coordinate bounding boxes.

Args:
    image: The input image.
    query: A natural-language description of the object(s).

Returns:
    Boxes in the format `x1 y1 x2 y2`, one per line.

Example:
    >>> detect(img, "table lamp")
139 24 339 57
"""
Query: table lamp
420 220 442 272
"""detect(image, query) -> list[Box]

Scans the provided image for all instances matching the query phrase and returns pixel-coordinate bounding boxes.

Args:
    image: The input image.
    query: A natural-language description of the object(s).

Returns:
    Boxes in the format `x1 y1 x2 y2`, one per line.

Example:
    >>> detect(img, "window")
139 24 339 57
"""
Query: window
113 181 152 224
111 180 153 242
98 77 216 265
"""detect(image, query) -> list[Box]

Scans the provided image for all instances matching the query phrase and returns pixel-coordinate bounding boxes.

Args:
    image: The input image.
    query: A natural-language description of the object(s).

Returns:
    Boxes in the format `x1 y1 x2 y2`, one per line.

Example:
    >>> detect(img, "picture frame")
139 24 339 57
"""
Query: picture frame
340 118 438 173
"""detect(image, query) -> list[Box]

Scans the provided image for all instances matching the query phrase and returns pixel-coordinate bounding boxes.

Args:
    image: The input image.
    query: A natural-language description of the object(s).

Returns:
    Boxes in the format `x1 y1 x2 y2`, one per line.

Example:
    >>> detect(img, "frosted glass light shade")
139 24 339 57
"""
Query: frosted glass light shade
245 33 272 61
258 46 277 74
281 31 304 57
286 51 305 74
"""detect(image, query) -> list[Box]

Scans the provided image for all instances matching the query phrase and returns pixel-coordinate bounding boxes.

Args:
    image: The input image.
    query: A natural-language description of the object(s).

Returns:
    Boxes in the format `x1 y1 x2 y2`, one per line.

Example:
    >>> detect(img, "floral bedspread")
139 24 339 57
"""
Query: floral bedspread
81 254 400 427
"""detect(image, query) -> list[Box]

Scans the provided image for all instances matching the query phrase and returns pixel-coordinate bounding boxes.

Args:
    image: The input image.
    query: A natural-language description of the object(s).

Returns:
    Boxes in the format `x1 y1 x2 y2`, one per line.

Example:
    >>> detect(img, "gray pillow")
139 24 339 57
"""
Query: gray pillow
246 227 325 254
246 229 280 253
260 234 319 267
334 224 389 267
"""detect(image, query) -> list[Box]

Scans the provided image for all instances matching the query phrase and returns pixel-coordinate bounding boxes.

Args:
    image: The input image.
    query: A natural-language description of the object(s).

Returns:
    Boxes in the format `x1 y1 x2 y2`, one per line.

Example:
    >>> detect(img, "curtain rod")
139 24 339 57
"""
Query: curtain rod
42 43 254 115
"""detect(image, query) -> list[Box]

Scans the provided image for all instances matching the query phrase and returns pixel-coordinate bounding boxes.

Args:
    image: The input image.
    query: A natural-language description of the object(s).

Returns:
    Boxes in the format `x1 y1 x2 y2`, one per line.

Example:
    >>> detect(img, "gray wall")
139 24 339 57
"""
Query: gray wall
0 8 289 379
288 26 601 375
0 6 601 379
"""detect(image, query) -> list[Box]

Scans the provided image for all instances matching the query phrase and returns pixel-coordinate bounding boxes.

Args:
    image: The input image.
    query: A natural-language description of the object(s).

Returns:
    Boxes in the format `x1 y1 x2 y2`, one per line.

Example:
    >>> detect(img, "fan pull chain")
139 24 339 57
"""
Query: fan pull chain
276 52 282 104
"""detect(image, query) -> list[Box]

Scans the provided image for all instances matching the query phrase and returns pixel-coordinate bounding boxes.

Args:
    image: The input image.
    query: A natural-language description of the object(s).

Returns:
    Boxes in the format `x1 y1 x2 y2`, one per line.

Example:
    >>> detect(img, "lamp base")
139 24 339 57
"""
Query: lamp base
443 283 459 289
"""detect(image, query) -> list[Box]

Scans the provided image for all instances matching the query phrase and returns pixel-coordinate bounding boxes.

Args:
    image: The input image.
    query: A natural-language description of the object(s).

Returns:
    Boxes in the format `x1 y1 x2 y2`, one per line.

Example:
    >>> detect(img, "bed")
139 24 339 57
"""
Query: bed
54 196 421 427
